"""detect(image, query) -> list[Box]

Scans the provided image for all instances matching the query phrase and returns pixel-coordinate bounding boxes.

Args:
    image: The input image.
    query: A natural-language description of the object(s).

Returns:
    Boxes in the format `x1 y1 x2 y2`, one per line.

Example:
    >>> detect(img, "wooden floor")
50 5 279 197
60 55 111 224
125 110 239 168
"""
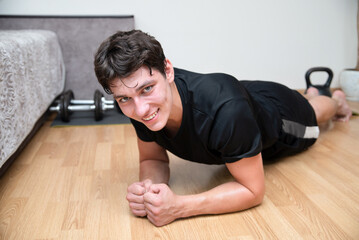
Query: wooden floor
1 104 359 239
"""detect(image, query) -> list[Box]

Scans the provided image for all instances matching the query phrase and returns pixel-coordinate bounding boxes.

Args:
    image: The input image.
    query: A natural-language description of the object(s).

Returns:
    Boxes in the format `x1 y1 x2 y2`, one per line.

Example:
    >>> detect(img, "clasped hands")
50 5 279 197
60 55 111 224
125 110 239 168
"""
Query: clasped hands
126 179 180 227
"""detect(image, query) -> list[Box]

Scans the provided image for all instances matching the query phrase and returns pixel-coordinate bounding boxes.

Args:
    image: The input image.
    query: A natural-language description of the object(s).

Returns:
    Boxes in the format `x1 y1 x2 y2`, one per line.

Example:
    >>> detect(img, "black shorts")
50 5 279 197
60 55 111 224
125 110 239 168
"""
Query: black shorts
244 81 319 162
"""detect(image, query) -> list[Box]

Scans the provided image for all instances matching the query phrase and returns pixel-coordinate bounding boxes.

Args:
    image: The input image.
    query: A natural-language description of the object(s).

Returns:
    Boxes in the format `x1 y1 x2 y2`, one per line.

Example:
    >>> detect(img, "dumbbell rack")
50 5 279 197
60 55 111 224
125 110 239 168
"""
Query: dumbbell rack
50 90 120 122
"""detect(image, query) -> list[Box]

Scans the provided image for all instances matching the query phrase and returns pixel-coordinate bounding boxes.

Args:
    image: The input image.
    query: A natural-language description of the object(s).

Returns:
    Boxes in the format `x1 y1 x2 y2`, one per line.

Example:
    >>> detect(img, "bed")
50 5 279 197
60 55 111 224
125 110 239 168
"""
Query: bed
0 30 65 174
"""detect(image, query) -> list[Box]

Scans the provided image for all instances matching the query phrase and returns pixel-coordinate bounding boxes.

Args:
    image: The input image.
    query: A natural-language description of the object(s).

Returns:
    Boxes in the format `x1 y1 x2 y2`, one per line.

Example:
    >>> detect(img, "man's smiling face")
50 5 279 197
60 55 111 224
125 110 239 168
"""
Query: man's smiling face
111 65 174 132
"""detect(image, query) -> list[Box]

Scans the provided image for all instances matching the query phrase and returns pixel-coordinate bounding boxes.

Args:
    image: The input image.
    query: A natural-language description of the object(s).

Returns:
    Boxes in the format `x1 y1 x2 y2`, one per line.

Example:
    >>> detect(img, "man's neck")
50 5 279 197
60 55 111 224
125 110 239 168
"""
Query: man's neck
164 82 183 138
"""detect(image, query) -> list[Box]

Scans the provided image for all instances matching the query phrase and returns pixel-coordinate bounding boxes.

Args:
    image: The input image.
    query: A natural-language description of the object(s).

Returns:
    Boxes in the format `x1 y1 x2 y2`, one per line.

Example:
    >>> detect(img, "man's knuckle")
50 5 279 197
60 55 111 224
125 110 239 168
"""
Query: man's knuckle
152 208 161 215
126 193 132 201
154 199 162 206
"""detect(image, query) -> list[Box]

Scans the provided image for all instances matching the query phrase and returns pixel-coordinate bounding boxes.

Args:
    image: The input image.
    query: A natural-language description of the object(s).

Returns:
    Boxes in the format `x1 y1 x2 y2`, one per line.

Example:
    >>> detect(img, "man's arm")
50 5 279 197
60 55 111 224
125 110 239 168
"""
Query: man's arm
137 138 170 184
180 153 265 214
126 138 169 217
143 153 265 226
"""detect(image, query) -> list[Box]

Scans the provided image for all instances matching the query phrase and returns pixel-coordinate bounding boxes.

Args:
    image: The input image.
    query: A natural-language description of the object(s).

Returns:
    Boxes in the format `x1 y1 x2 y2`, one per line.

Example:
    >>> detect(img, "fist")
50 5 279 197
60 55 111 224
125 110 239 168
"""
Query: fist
126 179 153 217
143 184 179 227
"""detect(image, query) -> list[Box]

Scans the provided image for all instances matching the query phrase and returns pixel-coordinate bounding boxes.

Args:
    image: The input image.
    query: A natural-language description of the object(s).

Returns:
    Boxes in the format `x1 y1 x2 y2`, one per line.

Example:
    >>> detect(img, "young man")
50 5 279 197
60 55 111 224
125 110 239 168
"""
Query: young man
94 30 352 227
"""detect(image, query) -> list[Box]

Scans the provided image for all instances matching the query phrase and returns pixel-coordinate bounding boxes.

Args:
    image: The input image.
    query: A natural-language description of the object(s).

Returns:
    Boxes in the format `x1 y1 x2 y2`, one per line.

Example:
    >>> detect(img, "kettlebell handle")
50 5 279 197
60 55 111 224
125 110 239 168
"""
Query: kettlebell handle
305 67 333 88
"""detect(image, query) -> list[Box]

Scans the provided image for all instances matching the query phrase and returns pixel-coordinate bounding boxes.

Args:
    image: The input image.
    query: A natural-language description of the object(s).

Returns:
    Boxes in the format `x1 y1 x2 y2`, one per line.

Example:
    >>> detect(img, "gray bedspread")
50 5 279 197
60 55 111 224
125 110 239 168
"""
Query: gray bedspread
0 30 65 168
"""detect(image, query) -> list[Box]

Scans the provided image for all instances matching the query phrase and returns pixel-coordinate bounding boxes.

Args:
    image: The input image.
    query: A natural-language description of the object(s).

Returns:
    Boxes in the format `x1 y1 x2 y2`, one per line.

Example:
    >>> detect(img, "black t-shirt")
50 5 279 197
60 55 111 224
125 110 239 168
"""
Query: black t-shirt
131 68 282 164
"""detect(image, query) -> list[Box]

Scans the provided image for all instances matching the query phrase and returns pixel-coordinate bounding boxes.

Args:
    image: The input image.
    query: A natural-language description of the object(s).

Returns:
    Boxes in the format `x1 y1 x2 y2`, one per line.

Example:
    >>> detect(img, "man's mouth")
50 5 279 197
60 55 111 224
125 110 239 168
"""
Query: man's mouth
143 109 159 121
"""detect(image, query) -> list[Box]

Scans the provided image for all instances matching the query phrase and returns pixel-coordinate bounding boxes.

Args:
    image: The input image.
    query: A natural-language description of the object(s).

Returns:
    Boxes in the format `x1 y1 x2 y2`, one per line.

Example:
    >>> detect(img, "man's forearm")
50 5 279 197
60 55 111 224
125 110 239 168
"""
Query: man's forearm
141 154 265 227
176 181 264 218
139 159 170 184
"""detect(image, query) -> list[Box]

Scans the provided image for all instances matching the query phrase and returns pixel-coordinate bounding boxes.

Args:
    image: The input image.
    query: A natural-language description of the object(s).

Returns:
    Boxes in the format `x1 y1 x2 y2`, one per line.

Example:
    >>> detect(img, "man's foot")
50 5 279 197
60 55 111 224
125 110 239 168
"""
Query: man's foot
305 87 320 100
332 90 352 122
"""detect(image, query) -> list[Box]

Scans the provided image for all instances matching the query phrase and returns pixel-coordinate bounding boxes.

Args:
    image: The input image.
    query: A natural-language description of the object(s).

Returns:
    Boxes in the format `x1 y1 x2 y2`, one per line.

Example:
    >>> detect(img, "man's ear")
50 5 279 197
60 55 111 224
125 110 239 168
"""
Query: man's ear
164 59 175 83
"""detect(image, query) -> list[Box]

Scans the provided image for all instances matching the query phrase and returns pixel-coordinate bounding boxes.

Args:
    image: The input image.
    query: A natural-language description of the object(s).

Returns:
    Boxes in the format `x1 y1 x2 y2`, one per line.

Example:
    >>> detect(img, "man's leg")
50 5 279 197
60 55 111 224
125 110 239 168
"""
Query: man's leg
305 87 352 124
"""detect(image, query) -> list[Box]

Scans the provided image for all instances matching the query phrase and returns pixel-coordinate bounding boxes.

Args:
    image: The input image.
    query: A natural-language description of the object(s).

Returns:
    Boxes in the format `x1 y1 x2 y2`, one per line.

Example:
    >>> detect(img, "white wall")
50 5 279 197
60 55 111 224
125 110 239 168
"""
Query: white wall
0 0 357 88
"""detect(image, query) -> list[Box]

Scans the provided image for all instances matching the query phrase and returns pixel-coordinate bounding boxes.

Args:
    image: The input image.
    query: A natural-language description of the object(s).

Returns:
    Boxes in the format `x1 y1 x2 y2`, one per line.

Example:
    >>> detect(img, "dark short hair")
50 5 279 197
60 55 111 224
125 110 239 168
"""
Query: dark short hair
94 30 166 94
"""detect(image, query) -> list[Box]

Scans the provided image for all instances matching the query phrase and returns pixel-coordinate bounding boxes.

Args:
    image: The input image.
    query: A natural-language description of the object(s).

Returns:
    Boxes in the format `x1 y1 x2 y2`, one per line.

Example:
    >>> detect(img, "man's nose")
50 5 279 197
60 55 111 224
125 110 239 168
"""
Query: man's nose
134 97 149 117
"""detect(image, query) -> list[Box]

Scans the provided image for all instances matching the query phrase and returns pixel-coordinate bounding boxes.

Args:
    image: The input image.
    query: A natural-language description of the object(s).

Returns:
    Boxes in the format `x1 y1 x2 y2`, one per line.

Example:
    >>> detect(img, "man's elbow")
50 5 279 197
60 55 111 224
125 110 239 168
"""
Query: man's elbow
254 192 265 206
252 185 265 206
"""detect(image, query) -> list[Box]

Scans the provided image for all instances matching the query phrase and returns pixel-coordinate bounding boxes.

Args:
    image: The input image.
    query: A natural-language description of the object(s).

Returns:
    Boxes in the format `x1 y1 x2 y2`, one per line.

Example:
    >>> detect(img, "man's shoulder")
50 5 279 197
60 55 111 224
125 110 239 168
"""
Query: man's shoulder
174 67 236 83
175 68 250 122
174 68 241 99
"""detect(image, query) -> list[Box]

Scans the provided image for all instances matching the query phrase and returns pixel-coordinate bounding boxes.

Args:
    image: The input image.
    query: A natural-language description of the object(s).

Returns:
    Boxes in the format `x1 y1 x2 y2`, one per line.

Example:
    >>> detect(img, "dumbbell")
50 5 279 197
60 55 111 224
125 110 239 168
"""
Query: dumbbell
304 67 333 97
50 90 117 122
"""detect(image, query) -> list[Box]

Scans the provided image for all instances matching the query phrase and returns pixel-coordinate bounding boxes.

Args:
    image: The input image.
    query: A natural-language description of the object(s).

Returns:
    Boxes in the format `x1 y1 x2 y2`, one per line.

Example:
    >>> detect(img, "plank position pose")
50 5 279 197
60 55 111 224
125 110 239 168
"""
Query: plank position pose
94 30 352 227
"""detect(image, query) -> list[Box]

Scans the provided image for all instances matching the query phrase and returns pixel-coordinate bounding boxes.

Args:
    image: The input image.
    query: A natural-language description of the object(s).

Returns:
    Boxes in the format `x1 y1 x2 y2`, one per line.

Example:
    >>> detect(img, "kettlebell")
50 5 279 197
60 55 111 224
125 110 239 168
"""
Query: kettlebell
305 67 333 97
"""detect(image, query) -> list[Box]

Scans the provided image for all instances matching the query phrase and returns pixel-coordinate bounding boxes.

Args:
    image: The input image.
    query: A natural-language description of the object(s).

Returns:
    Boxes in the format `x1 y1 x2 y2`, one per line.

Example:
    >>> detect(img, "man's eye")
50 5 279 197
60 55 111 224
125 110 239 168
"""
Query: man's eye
119 97 129 103
143 86 153 93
